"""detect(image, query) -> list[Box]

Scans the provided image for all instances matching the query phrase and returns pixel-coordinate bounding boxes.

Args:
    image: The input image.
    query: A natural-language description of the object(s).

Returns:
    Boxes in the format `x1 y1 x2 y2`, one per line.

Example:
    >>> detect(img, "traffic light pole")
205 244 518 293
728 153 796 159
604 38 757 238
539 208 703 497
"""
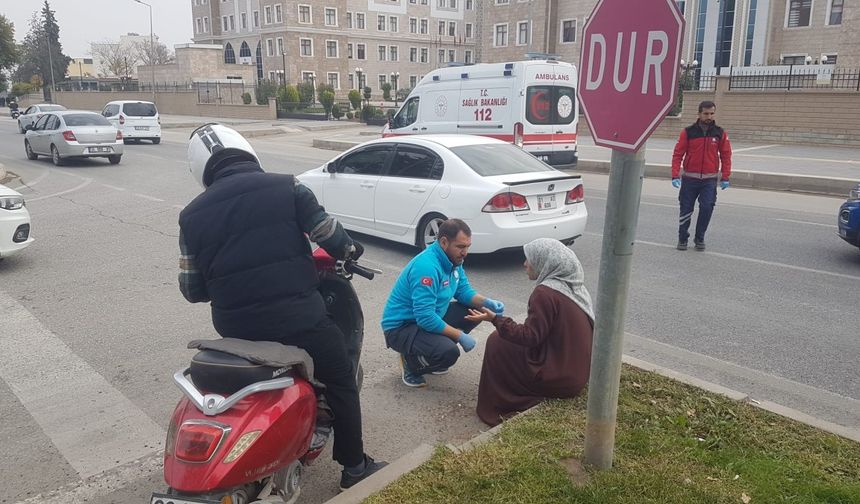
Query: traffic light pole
582 145 646 469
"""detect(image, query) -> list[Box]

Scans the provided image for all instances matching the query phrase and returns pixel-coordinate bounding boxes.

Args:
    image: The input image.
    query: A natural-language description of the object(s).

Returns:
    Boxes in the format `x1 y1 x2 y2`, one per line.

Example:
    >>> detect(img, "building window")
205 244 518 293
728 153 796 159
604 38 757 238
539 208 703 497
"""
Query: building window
325 8 337 26
253 11 259 28
379 45 387 61
420 19 428 34
496 0 510 4
390 16 398 32
203 16 209 32
448 49 455 62
328 72 339 89
265 6 272 24
240 41 251 58
222 16 228 31
448 21 456 37
786 0 811 27
438 49 445 63
348 43 353 59
827 0 843 24
781 54 806 65
517 21 529 45
302 72 315 85
327 40 338 58
466 0 473 8
348 74 354 88
378 15 386 31
465 23 473 38
449 0 457 6
494 24 508 46
298 5 311 24
438 21 446 35
421 47 429 63
356 13 365 29
275 4 282 23
390 46 399 61
347 11 353 28
465 50 472 64
743 0 757 65
676 0 686 14
300 38 313 57
378 75 387 89
410 75 417 88
561 19 576 43
224 43 236 64
823 53 838 64
229 15 235 30
266 38 274 57
277 37 284 55
241 12 247 29
357 44 366 59
195 18 202 33
410 17 417 33
410 47 418 62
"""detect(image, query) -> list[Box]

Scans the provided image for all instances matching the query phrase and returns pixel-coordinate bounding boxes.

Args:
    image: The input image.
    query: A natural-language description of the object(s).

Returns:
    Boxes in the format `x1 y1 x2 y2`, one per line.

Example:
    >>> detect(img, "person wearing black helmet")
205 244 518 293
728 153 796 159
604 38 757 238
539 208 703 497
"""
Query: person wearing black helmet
179 123 386 490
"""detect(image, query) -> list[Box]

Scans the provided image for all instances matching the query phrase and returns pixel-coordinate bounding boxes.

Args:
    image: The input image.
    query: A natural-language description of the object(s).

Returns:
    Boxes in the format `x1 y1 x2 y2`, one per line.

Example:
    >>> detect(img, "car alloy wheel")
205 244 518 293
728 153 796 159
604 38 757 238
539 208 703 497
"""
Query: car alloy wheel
51 145 64 166
418 213 446 250
25 141 38 160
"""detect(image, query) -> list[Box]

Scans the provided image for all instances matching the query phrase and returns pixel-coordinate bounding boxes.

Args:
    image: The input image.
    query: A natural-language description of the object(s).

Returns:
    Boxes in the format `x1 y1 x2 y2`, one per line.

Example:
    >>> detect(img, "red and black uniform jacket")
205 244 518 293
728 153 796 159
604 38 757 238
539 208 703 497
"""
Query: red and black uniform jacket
671 122 732 181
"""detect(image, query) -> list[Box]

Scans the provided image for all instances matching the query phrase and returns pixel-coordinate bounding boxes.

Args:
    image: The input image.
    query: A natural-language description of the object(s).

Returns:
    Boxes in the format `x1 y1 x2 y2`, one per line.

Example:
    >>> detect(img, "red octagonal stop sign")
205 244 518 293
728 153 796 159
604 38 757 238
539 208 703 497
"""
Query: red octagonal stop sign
577 0 684 152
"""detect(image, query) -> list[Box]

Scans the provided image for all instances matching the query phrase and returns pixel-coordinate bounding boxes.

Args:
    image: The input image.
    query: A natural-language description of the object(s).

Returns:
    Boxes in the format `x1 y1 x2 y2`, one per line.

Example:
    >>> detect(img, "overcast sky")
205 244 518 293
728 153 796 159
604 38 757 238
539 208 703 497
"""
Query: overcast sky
3 0 193 57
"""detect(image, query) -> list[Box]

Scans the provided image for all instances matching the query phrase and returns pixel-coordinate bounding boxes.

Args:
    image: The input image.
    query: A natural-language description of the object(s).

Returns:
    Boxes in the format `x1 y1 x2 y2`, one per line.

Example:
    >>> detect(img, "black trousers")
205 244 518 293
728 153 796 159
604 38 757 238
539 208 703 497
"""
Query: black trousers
272 317 364 467
386 303 479 375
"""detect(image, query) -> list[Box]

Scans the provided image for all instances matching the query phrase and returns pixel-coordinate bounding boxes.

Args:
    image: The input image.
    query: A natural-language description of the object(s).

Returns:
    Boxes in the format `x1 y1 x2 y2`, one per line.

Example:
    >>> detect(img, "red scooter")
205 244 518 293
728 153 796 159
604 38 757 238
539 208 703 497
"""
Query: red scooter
151 248 376 504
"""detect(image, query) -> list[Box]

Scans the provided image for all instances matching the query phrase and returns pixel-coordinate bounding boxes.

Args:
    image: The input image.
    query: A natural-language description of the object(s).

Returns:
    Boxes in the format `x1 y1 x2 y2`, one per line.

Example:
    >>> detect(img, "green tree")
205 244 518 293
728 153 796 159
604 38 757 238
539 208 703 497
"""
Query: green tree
296 81 315 105
278 84 299 111
0 15 19 76
10 82 32 98
316 83 334 104
348 89 362 110
13 2 71 101
319 90 335 118
255 79 278 105
241 92 252 105
381 82 392 101
331 103 343 120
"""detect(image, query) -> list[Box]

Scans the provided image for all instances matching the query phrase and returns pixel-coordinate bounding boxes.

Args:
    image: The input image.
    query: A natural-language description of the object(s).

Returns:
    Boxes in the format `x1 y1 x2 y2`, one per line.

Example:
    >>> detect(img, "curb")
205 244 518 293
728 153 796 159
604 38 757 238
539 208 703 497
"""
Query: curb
324 355 860 504
309 138 856 197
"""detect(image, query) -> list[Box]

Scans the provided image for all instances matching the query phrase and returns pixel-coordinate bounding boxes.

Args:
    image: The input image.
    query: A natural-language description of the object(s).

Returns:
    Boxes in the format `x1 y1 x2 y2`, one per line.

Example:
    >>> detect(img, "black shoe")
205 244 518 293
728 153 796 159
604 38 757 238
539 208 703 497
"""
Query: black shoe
694 239 706 251
339 455 389 491
677 241 688 251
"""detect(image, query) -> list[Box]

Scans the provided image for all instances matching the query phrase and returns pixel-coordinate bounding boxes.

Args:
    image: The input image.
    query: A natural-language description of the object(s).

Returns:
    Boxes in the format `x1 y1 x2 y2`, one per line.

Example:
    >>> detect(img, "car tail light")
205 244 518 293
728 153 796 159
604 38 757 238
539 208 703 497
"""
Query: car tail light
513 122 524 148
174 421 228 463
116 130 123 140
482 192 530 213
565 185 584 204
62 130 77 142
119 114 125 125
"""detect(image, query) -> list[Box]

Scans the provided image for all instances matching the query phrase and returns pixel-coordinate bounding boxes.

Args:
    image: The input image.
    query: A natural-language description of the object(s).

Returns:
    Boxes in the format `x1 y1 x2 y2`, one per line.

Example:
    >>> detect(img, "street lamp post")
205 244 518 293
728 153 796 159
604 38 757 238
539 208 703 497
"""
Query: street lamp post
133 0 156 102
391 71 400 107
309 74 316 105
281 51 287 87
79 61 84 91
679 59 699 91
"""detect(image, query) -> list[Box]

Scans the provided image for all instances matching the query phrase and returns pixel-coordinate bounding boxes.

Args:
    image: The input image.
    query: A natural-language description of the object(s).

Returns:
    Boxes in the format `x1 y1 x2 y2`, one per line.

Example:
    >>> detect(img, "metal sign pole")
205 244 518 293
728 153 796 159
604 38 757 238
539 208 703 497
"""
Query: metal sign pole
582 145 646 469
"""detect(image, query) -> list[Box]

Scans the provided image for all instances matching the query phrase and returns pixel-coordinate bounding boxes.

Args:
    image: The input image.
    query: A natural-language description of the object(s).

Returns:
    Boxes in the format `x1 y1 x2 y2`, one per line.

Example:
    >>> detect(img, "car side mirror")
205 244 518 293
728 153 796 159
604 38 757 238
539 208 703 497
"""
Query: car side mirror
326 162 336 174
24 124 33 131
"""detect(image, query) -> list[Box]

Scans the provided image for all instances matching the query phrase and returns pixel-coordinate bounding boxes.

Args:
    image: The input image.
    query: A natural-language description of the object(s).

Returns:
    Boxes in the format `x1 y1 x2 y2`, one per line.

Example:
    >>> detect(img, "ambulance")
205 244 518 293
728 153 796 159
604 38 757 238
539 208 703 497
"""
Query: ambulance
383 59 579 166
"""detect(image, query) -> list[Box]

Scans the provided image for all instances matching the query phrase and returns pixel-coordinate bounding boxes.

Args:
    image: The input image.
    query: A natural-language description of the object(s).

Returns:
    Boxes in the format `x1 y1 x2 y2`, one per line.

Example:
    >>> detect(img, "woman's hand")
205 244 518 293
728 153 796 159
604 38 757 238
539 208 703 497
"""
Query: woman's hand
465 307 496 323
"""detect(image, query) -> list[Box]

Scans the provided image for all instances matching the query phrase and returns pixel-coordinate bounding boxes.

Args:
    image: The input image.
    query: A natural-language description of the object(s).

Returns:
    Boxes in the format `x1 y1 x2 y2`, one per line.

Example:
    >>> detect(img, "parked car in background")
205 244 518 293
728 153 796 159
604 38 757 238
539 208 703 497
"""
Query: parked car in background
837 183 860 250
101 100 161 144
297 135 587 253
0 183 33 259
24 111 124 165
17 104 67 133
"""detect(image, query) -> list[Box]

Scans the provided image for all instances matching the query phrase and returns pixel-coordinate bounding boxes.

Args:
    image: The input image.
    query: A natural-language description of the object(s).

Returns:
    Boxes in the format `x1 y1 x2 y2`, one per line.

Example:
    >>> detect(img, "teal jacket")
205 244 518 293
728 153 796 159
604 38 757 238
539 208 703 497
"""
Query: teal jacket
381 241 477 333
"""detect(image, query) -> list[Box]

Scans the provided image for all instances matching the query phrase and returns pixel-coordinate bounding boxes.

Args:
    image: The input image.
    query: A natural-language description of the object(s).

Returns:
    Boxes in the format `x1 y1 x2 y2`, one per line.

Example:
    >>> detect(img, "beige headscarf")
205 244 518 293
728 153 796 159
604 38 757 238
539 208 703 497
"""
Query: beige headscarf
523 238 595 323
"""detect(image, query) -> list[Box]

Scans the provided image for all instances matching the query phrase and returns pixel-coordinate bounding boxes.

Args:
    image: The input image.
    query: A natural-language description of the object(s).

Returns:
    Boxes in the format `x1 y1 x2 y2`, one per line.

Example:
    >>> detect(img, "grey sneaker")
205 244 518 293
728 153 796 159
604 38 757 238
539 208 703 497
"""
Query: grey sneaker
677 241 688 251
340 455 389 491
694 239 706 251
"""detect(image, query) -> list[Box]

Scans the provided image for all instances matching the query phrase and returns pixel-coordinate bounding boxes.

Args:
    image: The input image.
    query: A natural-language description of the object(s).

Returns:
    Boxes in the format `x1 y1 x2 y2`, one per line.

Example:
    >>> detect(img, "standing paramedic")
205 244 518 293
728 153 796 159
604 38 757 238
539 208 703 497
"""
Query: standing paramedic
671 100 733 251
381 219 505 388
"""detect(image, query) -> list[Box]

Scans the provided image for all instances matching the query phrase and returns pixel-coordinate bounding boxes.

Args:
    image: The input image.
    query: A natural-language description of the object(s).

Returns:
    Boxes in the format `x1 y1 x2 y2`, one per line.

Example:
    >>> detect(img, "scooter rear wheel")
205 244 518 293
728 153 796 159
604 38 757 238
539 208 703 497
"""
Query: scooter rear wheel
273 460 302 504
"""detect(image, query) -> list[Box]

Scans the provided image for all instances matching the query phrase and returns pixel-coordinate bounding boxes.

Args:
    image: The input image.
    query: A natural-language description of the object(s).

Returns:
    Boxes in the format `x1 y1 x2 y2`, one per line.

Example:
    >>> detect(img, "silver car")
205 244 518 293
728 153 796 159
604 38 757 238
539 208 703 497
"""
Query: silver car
17 103 67 133
24 111 124 166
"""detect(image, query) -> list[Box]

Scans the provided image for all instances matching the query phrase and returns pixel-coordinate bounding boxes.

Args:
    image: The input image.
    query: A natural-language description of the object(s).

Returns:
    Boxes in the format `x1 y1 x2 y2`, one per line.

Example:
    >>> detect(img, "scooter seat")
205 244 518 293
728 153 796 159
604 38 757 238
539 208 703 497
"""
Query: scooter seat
189 350 291 395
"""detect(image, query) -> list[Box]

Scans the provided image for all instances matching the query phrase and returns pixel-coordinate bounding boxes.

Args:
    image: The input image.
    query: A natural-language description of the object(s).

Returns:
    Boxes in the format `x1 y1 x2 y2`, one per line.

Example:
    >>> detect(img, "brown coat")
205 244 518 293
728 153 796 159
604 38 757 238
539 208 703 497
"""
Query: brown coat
476 285 593 426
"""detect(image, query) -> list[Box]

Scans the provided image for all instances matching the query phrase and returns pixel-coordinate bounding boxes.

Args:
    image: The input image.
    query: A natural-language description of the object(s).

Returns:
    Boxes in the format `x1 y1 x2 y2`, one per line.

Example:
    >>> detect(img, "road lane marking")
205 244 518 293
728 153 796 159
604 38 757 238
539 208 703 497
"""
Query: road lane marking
25 178 93 202
101 184 127 191
773 218 836 228
0 290 165 479
584 231 860 281
14 169 51 189
733 144 779 152
133 193 165 202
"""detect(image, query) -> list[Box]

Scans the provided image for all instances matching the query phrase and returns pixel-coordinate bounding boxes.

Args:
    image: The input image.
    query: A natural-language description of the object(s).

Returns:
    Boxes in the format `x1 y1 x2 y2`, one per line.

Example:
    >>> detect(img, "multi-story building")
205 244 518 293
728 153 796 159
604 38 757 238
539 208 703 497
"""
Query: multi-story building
191 0 478 95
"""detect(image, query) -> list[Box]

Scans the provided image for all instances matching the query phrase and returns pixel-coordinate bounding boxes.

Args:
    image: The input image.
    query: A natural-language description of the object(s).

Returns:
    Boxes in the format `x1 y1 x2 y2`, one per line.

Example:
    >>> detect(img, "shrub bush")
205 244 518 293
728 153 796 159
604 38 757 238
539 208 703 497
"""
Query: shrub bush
241 92 252 105
332 103 343 120
348 89 362 110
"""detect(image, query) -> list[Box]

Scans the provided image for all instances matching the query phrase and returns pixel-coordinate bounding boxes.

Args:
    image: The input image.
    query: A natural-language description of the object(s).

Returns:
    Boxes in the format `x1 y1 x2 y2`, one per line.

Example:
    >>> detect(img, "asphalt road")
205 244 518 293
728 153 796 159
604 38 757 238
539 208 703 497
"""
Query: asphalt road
1 117 858 504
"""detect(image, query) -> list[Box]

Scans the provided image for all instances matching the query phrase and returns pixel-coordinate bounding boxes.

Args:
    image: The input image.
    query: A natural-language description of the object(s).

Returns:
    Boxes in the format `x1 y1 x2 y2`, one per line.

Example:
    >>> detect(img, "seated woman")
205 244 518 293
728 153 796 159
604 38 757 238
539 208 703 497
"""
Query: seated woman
467 238 595 426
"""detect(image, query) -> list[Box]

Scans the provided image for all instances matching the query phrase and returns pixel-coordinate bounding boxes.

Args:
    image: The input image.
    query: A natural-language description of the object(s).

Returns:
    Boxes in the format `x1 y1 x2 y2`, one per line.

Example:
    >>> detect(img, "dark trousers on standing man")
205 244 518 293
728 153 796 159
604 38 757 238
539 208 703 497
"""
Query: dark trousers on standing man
384 303 479 375
678 177 717 243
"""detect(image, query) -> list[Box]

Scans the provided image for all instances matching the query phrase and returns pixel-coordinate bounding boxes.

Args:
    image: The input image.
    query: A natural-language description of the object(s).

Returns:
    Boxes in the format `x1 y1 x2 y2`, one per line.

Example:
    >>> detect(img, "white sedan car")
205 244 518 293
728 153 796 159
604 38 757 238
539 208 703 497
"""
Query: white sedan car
297 135 587 254
17 103 67 133
0 184 33 259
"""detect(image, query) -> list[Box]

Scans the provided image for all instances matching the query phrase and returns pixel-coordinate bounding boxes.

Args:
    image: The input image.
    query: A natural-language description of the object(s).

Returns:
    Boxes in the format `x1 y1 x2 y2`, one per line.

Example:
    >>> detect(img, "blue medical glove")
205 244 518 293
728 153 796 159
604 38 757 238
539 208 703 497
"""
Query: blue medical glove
671 178 682 189
458 332 476 352
720 180 730 190
483 298 505 315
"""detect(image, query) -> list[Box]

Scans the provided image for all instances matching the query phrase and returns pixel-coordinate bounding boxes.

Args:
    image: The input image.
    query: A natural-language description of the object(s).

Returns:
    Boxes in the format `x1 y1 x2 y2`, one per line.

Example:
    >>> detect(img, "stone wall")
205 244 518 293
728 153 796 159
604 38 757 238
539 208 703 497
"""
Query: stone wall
578 76 860 147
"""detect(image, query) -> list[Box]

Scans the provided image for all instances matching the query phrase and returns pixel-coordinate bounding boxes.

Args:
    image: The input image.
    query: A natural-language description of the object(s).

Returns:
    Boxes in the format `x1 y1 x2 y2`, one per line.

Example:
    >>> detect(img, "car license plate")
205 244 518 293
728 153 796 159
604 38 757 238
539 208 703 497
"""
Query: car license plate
88 147 110 153
150 494 220 504
135 126 149 130
537 194 557 211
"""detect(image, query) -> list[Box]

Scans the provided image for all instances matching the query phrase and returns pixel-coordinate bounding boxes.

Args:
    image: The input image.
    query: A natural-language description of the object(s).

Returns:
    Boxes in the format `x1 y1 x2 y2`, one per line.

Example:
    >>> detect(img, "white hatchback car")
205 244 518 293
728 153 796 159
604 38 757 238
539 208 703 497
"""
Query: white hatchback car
0 184 33 259
102 100 162 144
17 103 67 133
297 135 587 253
